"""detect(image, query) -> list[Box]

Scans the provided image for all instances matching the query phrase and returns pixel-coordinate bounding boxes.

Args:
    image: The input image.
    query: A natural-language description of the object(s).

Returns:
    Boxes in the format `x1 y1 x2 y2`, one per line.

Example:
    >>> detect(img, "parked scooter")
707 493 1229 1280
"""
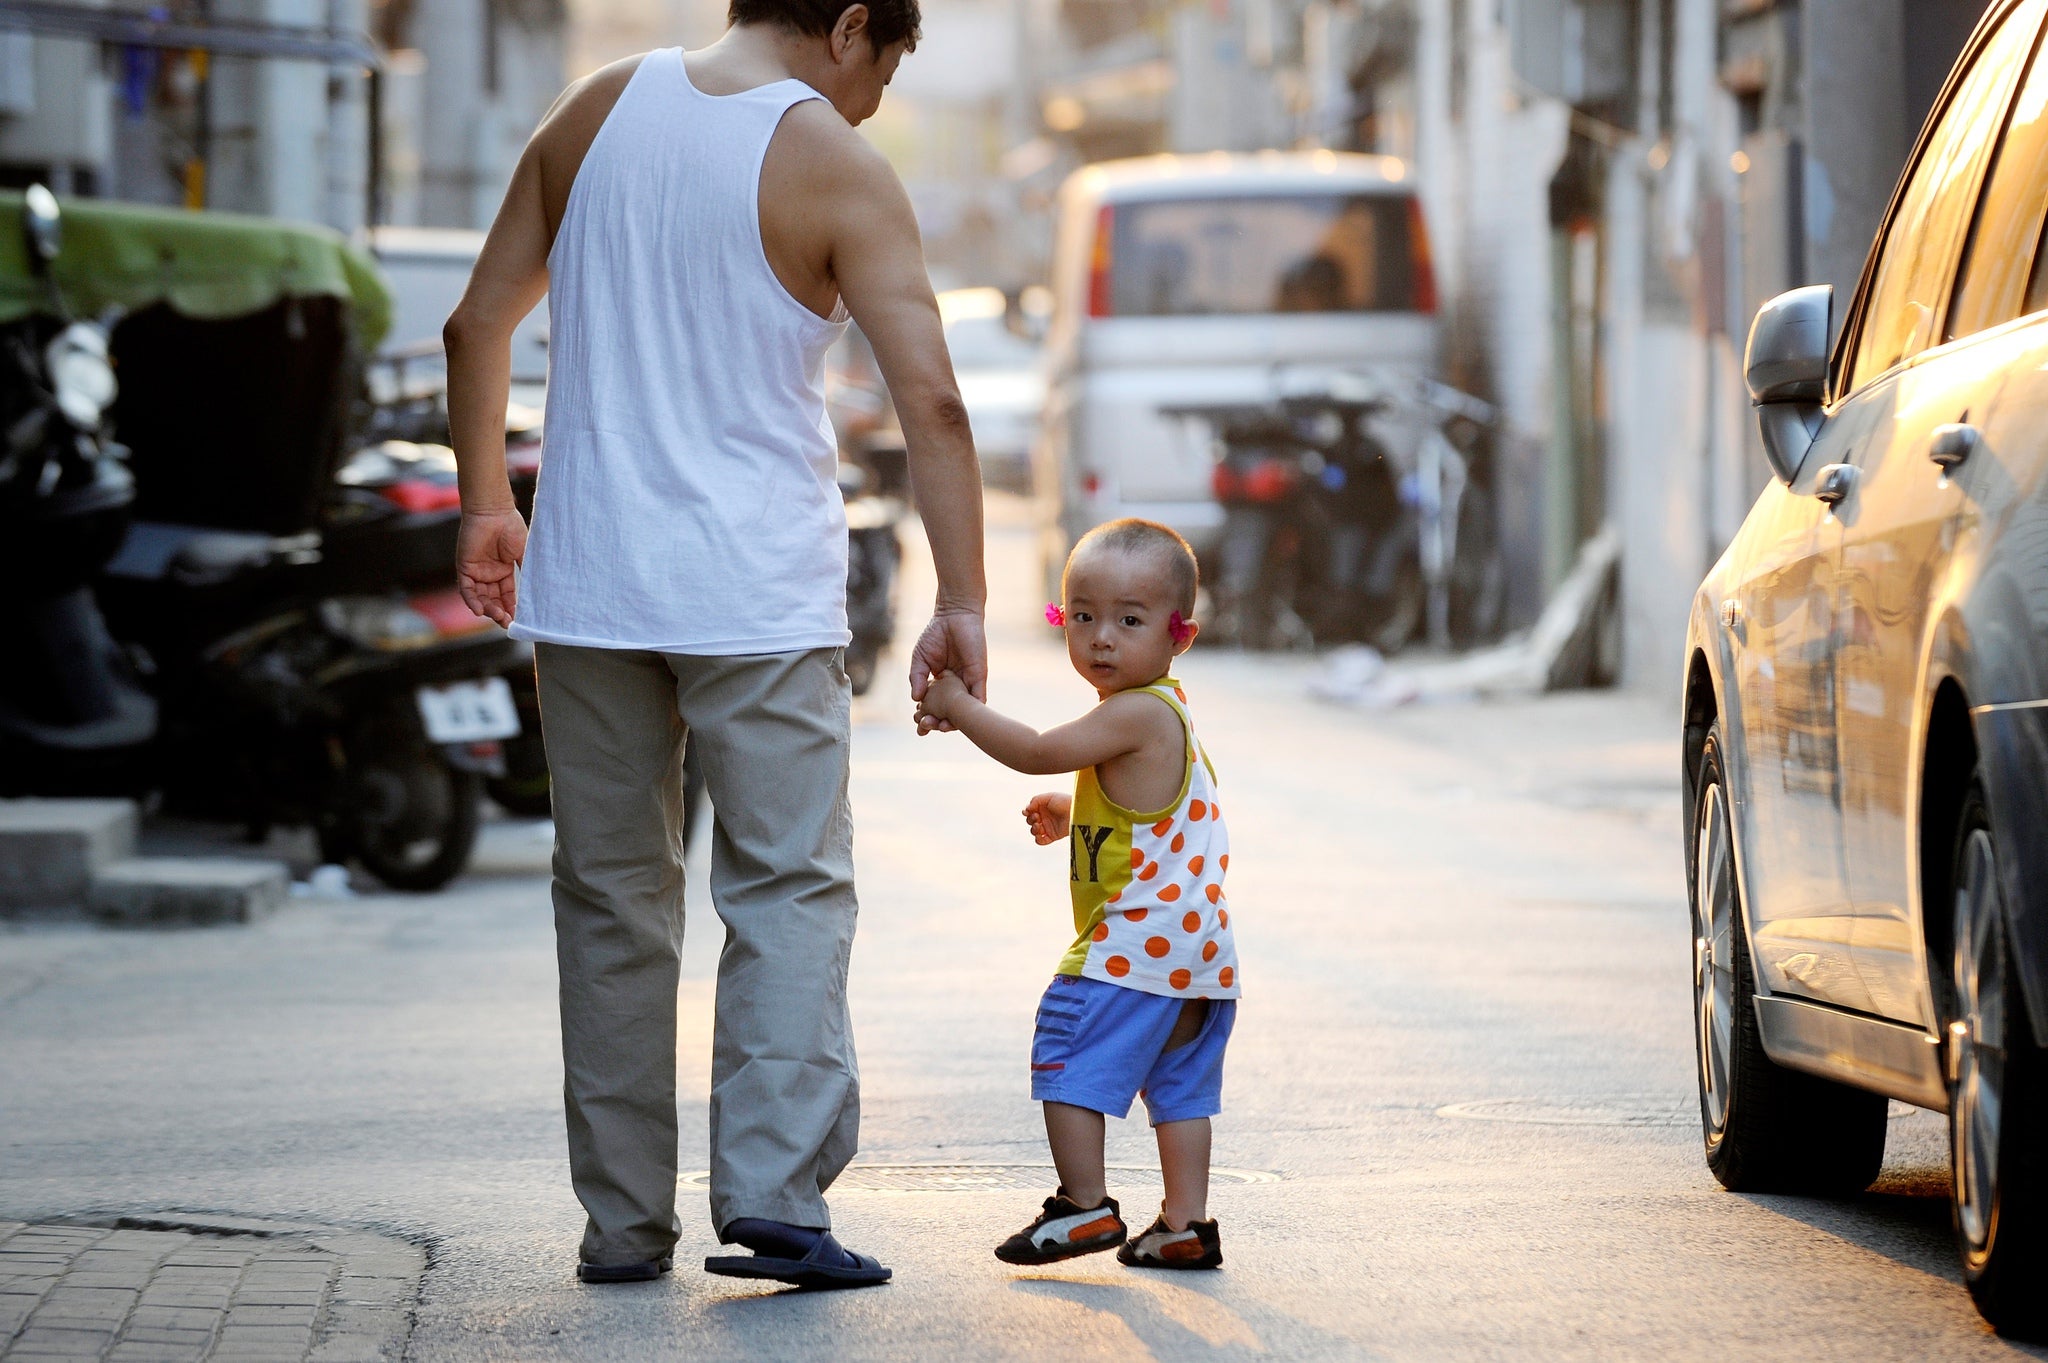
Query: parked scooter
0 185 154 787
0 187 521 890
839 457 905 697
825 328 907 697
1166 368 1501 653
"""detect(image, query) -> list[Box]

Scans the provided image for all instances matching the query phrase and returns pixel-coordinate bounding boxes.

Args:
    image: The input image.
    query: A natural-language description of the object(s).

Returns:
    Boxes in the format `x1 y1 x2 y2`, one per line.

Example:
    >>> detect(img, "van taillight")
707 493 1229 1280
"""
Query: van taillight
1086 206 1115 318
1406 197 1438 315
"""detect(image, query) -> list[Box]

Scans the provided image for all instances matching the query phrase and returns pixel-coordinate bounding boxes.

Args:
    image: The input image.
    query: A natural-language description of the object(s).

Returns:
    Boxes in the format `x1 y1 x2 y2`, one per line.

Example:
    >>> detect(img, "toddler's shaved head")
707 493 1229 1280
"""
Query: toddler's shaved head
1067 518 1199 616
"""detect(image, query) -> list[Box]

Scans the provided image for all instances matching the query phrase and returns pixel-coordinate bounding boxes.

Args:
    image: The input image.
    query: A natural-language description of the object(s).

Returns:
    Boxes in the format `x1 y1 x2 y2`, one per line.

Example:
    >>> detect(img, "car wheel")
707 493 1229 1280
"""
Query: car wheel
1947 781 2048 1338
1692 728 1888 1192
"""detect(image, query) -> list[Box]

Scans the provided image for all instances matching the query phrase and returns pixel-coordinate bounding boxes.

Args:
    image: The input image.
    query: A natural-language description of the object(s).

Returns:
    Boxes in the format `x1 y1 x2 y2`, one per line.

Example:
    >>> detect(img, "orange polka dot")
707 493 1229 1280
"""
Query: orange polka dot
1218 909 1229 928
1105 955 1131 977
1158 883 1181 902
1123 908 1148 922
1219 854 1229 871
1174 687 1188 702
1131 848 1144 868
1205 884 1222 904
1188 800 1207 821
1202 941 1219 962
1218 966 1234 988
1170 968 1193 990
1170 832 1186 853
1152 818 1174 837
1092 922 1109 942
1138 861 1159 881
1182 911 1201 933
1187 855 1204 876
1106 891 1121 904
1211 804 1221 819
1145 936 1171 958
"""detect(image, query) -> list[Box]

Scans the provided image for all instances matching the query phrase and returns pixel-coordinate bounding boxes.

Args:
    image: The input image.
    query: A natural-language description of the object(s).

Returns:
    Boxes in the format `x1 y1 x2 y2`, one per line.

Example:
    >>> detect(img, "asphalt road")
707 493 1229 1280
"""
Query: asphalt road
3 501 2040 1361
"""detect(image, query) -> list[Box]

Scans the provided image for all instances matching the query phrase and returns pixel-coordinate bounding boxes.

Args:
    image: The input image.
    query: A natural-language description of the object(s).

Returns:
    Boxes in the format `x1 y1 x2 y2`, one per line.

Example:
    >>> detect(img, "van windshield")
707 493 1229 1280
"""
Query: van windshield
1106 194 1422 317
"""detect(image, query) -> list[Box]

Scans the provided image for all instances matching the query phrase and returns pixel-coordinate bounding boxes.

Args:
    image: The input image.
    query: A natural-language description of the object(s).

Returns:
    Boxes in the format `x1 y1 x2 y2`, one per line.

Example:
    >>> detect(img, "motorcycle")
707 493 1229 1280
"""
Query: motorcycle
0 187 521 890
825 327 907 697
1165 368 1502 654
839 456 905 697
0 185 154 788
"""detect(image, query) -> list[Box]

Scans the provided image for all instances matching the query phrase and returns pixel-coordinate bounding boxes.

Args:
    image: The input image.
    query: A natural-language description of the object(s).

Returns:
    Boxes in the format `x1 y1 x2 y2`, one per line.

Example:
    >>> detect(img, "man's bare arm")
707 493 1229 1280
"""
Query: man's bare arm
444 61 635 624
804 116 988 704
444 146 548 624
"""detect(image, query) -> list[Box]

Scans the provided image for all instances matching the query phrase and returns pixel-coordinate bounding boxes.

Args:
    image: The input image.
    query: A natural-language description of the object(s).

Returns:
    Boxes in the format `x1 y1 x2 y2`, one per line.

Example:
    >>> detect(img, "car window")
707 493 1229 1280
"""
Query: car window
1951 19 2048 339
1849 0 2042 391
1106 195 1422 317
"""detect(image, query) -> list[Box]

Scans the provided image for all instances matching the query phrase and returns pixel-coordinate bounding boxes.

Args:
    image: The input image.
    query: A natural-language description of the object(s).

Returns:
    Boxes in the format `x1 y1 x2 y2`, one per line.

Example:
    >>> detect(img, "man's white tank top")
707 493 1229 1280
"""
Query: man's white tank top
510 49 852 655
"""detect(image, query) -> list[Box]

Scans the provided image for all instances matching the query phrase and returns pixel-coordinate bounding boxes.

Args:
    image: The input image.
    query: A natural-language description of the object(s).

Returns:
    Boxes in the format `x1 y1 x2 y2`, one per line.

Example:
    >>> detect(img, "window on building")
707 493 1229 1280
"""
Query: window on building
1849 0 2045 392
1950 21 2048 338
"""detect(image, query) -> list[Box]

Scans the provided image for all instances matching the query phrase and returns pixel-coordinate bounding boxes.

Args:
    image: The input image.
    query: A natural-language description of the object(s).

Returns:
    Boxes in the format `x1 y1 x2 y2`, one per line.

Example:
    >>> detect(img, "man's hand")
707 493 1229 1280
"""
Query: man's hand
1022 792 1072 845
908 608 987 730
456 508 528 626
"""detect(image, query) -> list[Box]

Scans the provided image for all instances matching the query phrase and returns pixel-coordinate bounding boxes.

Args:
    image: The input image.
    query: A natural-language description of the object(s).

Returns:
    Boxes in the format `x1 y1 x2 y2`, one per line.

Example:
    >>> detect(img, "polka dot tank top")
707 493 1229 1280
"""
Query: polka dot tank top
1058 679 1238 1000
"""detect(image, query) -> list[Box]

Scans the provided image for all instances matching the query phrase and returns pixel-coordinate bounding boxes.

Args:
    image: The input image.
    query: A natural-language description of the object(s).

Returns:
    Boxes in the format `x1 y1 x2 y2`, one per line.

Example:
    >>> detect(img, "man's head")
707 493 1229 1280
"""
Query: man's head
729 0 919 124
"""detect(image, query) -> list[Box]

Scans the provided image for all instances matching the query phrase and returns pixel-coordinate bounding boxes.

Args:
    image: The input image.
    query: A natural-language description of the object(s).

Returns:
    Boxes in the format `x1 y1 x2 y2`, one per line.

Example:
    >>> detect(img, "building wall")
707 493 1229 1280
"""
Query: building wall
1350 0 1985 697
0 0 564 233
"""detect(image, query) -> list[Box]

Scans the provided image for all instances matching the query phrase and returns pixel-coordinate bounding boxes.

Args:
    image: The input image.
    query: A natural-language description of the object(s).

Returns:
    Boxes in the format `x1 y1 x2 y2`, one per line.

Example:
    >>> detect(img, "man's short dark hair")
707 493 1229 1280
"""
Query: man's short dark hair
728 0 921 52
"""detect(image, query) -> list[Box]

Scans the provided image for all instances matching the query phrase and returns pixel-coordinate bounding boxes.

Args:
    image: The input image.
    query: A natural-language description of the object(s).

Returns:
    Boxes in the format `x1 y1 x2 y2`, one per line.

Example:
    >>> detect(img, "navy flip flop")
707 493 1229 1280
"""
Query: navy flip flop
704 1231 891 1290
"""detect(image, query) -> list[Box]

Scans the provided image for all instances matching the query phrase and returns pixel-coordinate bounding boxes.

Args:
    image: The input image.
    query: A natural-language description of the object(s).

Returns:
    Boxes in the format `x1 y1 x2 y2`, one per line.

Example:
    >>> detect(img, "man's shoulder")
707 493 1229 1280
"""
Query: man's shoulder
532 55 645 156
773 99 890 177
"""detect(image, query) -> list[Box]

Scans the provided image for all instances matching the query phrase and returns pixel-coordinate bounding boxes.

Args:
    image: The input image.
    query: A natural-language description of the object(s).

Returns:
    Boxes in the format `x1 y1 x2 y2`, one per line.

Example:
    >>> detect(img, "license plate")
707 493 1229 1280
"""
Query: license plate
416 677 520 743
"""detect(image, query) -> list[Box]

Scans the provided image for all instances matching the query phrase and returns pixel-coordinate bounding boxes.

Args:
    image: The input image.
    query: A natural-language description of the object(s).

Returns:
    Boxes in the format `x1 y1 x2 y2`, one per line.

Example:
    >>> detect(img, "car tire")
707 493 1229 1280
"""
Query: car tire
1692 728 1888 1193
1945 780 2048 1339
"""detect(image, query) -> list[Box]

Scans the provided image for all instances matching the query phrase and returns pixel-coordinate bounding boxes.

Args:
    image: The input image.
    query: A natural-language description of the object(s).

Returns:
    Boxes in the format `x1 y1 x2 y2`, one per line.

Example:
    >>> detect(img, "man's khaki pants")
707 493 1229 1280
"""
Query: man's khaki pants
534 642 860 1268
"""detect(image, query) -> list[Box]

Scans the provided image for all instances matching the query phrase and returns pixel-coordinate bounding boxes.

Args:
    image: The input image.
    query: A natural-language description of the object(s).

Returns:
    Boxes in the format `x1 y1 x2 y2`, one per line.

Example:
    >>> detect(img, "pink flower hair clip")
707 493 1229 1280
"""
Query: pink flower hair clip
1169 611 1194 645
1045 602 1066 627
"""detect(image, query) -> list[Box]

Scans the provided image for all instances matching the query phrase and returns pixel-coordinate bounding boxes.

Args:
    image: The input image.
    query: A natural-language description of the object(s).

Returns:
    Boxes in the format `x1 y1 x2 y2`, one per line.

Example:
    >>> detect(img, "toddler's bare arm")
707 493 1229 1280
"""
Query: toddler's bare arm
919 679 1165 776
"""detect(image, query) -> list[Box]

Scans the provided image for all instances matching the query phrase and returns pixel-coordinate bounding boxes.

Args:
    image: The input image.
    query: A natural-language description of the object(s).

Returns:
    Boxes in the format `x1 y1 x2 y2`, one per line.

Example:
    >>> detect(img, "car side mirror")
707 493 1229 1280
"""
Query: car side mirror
1745 284 1832 483
22 183 61 269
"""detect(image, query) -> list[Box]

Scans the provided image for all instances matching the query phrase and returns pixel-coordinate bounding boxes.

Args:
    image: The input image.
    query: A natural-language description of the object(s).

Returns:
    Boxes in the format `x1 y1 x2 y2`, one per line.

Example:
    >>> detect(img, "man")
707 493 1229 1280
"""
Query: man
446 0 985 1289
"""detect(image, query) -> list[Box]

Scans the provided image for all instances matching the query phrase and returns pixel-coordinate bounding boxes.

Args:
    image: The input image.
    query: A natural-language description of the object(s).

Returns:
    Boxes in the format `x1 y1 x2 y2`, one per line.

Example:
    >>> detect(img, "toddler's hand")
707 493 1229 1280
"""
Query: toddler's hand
1022 792 1072 845
915 670 971 736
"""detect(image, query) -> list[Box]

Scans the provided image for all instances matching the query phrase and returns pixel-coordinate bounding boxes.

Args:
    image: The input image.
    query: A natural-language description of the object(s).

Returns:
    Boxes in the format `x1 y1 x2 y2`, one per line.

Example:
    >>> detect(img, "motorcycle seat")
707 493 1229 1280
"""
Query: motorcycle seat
105 521 319 586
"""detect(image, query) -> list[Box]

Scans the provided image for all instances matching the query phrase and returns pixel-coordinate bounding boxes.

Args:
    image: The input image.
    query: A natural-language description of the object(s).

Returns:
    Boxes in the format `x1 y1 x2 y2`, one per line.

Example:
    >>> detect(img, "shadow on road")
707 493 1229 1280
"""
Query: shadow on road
1737 1169 2048 1359
1009 1272 1372 1361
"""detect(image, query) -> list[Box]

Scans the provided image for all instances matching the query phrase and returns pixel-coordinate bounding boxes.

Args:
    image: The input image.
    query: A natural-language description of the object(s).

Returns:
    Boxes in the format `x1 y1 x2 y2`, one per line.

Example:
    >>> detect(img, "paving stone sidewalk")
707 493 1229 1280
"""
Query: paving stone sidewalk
0 1218 423 1362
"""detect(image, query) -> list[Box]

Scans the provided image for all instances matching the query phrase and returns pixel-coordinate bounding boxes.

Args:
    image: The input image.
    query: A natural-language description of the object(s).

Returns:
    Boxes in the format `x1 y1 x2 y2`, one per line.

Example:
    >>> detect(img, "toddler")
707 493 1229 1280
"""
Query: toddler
915 517 1238 1270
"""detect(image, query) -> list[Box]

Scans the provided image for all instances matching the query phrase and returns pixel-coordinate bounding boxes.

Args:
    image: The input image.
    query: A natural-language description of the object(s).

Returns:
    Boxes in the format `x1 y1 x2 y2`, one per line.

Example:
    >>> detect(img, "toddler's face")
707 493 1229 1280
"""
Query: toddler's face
1061 547 1193 696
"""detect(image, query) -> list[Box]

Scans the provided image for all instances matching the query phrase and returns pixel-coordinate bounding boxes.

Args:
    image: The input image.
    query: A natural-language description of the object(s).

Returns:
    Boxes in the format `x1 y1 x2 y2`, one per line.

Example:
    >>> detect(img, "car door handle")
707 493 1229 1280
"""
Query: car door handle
1815 462 1858 505
1930 422 1980 469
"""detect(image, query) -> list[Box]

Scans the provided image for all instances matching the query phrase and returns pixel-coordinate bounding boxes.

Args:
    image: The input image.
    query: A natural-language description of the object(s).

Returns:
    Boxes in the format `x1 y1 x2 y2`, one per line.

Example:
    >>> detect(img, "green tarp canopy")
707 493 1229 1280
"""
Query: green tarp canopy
0 192 392 348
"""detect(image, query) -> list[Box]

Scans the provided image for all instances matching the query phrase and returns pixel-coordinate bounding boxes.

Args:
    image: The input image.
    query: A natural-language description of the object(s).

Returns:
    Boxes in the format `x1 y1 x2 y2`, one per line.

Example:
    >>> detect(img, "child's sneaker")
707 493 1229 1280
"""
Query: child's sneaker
993 1190 1127 1264
1116 1213 1222 1269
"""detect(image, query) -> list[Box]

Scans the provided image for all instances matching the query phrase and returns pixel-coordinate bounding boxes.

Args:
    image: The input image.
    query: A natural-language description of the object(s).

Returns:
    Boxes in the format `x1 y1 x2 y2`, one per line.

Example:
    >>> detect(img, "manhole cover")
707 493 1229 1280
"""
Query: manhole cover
679 1163 1281 1193
1436 1097 1696 1127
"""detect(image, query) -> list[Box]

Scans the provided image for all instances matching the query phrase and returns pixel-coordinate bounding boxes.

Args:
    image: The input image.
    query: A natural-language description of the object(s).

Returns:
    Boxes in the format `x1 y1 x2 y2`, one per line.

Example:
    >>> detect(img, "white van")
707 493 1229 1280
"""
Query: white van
367 226 550 411
1036 151 1440 577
